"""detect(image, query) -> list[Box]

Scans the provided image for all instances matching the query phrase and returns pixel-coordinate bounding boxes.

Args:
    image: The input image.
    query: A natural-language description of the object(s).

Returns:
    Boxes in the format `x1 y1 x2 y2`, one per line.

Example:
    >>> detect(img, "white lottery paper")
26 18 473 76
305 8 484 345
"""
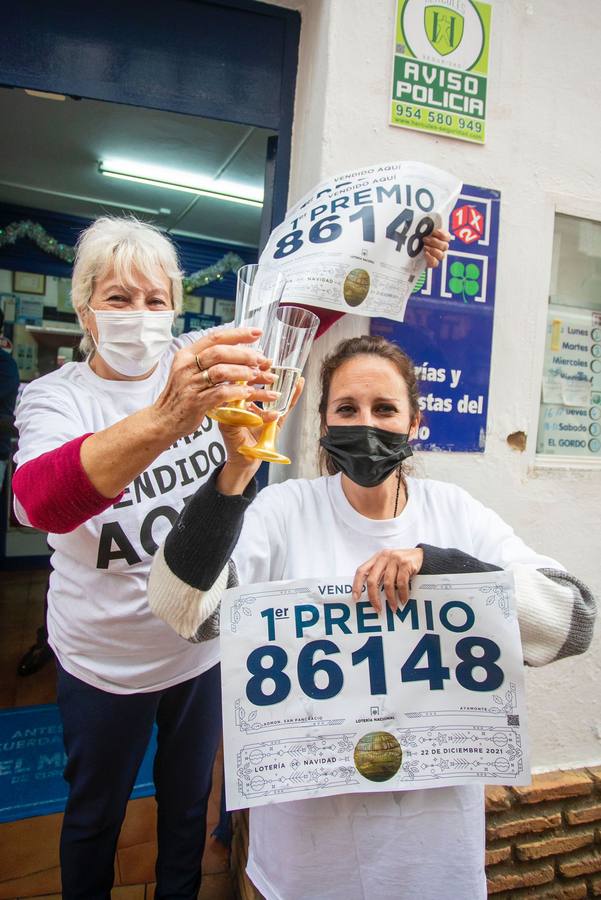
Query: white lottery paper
221 571 530 811
257 160 461 322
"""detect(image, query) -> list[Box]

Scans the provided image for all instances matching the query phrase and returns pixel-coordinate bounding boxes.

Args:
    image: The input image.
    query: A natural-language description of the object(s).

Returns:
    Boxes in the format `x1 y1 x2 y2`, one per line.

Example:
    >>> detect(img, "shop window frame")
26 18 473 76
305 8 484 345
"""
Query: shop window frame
529 193 601 472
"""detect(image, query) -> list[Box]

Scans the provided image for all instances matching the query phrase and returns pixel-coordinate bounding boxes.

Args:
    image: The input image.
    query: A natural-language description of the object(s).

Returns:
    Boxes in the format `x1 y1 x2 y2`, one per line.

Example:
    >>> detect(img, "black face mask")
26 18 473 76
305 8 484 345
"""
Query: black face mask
319 425 413 488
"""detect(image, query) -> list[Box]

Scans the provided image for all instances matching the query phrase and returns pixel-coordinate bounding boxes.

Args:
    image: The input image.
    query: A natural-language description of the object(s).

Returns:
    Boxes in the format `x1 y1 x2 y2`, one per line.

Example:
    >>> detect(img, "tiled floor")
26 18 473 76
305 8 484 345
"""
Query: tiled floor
0 568 235 900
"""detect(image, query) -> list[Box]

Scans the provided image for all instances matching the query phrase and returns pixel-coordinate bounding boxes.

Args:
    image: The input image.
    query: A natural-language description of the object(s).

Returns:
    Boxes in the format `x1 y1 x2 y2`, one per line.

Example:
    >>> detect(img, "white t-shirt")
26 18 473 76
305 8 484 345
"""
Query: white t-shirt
14 334 221 694
232 473 560 900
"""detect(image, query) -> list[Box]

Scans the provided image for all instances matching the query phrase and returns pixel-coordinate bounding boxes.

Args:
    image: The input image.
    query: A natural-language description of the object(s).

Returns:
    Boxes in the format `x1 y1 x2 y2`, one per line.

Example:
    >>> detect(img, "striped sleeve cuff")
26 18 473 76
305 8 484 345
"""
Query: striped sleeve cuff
148 543 229 642
416 546 596 667
514 566 597 666
163 464 256 591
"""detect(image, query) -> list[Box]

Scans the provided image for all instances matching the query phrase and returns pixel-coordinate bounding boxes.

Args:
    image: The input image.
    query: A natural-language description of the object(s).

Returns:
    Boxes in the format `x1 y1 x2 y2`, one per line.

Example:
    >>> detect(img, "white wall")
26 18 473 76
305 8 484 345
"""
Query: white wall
272 0 601 772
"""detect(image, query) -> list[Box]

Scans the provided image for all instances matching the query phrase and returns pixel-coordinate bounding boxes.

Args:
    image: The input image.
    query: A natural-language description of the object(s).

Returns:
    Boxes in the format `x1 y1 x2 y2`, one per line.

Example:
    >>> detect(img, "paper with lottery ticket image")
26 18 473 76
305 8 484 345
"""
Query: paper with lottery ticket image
257 160 461 323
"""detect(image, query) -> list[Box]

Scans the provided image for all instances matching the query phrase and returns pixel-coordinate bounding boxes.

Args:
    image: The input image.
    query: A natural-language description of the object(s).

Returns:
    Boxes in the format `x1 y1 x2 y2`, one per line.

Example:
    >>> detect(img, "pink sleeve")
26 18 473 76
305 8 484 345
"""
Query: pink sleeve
12 433 124 534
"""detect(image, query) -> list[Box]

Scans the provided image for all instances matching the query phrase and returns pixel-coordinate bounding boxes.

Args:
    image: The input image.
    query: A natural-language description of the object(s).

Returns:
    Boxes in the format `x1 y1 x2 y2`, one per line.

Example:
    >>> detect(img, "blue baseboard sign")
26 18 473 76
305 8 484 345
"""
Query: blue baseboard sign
371 183 500 453
0 704 157 823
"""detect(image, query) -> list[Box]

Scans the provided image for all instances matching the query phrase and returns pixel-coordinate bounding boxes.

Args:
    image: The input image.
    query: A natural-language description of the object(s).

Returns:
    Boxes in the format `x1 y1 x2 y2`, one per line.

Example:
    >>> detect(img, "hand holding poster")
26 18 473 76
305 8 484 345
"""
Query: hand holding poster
221 571 530 810
258 161 461 322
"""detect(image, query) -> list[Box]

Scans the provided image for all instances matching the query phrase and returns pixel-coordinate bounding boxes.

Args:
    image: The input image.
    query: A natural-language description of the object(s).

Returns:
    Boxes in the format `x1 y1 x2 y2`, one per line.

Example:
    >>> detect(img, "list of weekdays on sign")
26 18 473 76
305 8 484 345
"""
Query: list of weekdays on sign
537 304 601 458
391 0 492 144
221 572 530 811
258 160 461 323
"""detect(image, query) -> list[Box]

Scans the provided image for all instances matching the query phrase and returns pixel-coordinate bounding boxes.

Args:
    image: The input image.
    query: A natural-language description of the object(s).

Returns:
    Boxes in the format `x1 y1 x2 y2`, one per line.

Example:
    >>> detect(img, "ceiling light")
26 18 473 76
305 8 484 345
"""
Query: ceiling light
98 158 263 208
25 90 67 101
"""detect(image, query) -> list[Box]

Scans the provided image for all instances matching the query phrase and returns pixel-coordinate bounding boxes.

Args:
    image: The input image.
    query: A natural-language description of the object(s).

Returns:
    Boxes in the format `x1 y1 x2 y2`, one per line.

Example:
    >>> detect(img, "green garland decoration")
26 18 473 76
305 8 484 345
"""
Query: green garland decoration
0 219 75 263
182 252 245 293
0 219 245 292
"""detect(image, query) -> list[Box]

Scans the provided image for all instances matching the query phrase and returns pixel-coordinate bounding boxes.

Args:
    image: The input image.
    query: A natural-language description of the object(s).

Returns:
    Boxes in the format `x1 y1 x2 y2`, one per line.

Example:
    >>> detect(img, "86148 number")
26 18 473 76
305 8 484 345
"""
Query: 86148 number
245 633 504 706
273 205 434 260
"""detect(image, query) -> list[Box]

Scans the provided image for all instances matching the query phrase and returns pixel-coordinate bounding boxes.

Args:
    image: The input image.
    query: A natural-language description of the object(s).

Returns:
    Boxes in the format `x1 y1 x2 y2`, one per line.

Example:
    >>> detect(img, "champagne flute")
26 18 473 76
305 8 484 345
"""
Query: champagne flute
237 305 319 464
208 265 283 428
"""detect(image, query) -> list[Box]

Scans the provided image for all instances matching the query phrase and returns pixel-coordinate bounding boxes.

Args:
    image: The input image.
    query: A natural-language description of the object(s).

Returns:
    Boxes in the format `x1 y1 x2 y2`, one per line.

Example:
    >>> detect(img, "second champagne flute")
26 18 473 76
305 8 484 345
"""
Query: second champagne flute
237 305 319 464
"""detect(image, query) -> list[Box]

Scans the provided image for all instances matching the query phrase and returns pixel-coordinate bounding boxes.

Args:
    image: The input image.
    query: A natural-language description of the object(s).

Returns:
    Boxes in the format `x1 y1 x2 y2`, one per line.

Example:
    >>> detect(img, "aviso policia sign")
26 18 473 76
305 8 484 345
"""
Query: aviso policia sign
391 0 492 144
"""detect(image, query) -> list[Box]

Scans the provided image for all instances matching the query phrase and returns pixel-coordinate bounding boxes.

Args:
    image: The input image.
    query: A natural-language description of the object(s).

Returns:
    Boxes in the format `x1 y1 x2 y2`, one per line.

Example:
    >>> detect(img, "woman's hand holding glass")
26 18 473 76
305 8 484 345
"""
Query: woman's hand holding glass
215 377 305 495
151 326 278 442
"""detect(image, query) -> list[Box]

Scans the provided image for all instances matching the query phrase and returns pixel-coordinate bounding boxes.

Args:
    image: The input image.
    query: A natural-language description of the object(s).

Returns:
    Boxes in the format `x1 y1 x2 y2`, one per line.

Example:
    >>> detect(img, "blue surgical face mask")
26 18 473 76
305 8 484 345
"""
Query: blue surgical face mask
319 425 413 487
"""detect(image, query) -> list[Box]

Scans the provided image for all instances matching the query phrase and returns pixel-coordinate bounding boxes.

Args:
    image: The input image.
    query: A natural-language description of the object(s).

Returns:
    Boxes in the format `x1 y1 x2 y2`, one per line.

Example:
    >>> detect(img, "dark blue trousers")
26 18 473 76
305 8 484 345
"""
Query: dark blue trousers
56 661 222 900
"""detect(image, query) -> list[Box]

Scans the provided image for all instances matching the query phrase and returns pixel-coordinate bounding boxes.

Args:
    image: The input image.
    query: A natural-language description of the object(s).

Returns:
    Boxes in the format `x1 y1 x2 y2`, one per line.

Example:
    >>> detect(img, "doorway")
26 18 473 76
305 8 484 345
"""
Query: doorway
0 2 299 895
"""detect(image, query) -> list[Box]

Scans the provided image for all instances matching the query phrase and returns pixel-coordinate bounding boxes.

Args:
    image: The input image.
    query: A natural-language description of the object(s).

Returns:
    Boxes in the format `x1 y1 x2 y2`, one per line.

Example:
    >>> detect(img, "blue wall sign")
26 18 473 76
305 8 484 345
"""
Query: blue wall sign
371 183 500 453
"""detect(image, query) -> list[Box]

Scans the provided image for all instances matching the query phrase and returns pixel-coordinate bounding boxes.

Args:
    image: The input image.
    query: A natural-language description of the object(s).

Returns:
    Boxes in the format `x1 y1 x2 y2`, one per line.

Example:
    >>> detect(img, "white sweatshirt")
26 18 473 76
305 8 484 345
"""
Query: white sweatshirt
14 333 221 693
149 471 596 900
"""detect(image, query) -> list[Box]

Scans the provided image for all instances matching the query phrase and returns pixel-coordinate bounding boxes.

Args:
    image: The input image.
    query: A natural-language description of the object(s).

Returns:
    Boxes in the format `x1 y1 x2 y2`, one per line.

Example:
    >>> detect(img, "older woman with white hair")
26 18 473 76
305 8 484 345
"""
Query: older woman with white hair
11 216 280 900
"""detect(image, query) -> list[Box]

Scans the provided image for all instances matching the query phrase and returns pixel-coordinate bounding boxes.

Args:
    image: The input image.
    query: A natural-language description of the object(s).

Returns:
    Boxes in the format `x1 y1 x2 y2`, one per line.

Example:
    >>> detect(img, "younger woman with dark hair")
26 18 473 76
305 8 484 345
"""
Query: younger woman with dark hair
149 334 595 900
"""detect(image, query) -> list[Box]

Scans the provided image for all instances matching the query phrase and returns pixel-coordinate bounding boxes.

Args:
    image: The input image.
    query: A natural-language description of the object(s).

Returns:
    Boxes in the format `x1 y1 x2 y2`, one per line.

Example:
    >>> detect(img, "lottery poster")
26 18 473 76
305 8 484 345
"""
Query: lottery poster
221 571 530 811
257 160 461 323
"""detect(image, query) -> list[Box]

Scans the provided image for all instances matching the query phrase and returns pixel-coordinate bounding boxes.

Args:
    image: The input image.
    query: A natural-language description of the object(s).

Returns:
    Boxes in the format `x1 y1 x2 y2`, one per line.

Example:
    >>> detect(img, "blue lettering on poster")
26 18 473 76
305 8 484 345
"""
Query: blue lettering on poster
371 184 500 452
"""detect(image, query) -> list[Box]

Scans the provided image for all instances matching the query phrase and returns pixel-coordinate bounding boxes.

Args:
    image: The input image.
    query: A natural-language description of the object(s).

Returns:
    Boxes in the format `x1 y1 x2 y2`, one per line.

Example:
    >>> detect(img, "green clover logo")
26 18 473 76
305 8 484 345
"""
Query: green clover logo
449 261 480 302
411 270 427 294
